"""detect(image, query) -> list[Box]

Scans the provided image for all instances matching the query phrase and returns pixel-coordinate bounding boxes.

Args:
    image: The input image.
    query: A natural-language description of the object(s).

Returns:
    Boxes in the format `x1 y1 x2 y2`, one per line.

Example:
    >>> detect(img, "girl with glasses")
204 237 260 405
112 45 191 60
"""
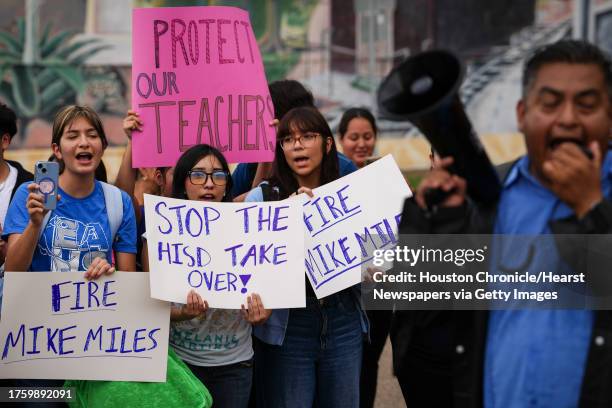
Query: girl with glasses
143 144 270 408
245 107 367 408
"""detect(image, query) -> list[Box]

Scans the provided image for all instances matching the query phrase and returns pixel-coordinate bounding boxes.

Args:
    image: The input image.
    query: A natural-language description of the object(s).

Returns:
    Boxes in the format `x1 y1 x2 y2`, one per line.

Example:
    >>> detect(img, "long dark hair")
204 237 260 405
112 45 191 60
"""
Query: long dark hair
271 107 339 198
171 144 233 202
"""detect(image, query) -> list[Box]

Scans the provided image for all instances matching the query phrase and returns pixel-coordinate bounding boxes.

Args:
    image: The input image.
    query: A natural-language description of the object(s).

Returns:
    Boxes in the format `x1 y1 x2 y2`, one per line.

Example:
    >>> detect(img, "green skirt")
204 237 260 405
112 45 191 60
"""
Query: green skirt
64 348 212 408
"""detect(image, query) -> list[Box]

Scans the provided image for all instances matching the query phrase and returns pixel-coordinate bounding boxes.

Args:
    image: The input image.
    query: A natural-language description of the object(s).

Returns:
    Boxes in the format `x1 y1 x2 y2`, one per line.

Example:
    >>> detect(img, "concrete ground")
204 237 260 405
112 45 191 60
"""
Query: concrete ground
373 339 406 408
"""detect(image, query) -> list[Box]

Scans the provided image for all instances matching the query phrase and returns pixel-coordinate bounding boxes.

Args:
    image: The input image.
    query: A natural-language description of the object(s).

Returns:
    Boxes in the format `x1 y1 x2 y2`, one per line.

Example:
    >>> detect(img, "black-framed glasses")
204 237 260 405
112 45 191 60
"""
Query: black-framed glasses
279 132 321 150
188 170 229 186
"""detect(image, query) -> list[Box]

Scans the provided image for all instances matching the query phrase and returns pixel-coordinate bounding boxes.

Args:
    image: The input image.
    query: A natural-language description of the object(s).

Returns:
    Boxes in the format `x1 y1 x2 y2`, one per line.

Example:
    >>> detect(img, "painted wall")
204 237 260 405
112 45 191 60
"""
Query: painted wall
1 0 610 179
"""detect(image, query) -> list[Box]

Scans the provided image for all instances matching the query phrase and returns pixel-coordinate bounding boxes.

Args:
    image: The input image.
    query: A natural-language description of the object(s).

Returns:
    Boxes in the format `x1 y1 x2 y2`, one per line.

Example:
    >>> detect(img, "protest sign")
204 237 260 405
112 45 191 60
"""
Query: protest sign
131 6 275 167
0 272 170 382
144 195 305 309
296 155 412 298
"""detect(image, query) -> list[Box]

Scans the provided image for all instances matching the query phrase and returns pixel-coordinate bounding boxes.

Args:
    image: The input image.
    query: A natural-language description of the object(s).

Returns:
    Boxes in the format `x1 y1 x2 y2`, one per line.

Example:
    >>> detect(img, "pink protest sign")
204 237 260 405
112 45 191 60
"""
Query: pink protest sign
131 6 275 167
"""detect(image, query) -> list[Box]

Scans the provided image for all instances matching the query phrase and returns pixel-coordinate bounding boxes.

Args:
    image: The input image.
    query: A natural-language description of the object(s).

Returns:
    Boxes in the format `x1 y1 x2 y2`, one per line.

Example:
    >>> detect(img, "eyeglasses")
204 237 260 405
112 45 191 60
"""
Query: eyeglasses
188 170 229 186
279 132 321 150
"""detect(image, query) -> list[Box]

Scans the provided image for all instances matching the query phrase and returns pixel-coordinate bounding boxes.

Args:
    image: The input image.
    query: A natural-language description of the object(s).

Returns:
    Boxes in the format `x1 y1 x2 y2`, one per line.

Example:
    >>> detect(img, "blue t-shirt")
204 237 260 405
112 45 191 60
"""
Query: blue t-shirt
231 152 359 197
3 181 137 272
484 153 612 408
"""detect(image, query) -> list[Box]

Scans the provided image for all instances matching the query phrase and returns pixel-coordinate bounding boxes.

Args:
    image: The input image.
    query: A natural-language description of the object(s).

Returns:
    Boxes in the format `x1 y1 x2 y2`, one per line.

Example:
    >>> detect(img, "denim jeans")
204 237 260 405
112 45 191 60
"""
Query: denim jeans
186 359 253 408
254 292 363 408
360 310 392 408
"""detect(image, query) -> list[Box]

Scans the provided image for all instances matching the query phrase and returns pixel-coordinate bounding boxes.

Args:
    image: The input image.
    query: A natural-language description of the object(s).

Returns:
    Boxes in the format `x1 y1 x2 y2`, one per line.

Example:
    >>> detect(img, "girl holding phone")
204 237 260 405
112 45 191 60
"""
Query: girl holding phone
4 105 136 275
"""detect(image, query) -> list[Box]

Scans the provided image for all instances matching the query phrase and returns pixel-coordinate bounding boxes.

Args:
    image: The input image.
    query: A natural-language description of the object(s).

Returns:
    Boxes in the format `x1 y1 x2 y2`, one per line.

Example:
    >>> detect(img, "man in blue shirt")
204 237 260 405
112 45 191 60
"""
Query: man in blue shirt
392 40 612 407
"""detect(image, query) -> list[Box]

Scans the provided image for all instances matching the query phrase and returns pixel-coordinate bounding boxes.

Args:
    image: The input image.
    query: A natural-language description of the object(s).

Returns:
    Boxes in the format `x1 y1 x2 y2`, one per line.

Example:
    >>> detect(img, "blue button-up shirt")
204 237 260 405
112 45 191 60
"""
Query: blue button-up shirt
484 153 612 408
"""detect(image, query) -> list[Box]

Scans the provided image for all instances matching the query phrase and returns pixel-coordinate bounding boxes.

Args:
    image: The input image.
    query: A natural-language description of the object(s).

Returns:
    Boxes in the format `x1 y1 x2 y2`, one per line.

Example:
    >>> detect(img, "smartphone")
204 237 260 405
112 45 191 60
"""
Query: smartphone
34 161 59 210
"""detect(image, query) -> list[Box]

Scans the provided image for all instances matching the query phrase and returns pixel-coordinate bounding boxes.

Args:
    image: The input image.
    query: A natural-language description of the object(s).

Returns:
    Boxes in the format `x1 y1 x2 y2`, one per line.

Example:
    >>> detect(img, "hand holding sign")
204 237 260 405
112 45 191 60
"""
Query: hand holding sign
177 289 209 320
240 293 271 325
83 256 116 280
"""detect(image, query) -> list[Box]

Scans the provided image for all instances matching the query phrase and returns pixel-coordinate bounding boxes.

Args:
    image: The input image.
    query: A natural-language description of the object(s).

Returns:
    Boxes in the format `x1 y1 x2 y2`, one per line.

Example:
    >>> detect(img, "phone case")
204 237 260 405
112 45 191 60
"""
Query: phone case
34 161 59 210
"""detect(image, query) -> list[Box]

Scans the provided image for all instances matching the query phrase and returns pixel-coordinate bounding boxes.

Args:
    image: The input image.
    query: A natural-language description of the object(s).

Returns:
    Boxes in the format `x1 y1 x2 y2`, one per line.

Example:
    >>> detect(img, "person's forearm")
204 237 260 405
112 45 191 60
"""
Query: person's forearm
115 141 141 222
116 252 137 272
170 306 190 321
115 140 138 196
5 223 41 271
251 162 273 188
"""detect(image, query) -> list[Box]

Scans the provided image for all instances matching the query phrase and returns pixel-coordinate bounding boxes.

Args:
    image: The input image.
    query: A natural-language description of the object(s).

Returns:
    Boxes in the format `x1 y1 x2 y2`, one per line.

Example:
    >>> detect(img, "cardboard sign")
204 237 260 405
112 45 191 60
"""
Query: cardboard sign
297 155 412 298
144 195 305 309
0 272 170 382
132 6 276 167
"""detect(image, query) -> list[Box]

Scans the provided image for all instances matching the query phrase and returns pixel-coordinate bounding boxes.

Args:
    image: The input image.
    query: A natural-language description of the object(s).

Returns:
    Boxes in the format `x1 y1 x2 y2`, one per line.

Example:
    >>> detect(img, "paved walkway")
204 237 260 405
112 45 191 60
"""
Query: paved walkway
374 339 406 408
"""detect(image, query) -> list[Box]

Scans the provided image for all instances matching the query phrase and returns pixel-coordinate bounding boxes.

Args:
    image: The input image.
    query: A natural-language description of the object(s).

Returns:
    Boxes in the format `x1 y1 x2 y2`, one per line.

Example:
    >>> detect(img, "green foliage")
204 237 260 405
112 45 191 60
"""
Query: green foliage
249 0 267 39
263 52 298 82
0 17 110 127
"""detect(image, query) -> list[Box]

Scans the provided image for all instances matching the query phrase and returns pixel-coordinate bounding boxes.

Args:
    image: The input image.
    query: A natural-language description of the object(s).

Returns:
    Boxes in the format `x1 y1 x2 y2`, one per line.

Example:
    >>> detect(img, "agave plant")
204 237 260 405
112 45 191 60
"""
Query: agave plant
0 17 110 133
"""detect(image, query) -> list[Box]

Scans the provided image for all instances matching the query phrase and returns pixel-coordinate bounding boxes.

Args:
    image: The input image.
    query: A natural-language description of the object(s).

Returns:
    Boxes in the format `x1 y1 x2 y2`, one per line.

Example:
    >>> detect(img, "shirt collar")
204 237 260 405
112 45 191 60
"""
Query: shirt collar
503 151 612 192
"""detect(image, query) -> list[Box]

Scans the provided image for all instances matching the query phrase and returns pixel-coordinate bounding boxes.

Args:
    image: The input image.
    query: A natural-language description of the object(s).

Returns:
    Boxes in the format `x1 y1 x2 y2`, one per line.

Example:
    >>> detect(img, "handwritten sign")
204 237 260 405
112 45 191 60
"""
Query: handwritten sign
295 155 412 298
131 6 276 167
0 272 170 382
144 195 305 309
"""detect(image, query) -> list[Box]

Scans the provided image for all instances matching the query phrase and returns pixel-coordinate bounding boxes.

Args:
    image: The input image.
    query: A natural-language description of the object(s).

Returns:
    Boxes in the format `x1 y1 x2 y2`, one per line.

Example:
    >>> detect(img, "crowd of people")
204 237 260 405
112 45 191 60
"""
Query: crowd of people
1 38 611 408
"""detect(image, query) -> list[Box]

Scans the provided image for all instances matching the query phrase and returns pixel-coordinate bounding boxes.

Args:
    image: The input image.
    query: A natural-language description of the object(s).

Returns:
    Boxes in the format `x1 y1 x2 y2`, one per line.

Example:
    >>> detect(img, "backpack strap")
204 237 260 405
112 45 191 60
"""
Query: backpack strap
37 182 124 242
39 211 52 240
100 182 124 243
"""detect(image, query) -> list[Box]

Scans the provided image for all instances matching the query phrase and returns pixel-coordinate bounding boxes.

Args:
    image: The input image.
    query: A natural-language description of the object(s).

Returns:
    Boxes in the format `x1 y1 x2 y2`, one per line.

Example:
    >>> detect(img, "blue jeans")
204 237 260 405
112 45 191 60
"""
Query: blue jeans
254 292 363 408
186 359 252 408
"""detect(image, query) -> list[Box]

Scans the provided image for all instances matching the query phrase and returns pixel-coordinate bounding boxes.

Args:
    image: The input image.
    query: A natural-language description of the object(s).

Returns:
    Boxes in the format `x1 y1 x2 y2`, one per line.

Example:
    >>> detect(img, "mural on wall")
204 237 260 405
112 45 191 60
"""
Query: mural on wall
0 0 319 151
1 0 611 175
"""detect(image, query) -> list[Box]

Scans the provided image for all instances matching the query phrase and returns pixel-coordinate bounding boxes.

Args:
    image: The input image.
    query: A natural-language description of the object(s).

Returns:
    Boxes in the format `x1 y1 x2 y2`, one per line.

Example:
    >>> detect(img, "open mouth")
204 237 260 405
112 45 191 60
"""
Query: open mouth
76 152 93 163
200 193 217 201
548 137 585 150
294 156 309 165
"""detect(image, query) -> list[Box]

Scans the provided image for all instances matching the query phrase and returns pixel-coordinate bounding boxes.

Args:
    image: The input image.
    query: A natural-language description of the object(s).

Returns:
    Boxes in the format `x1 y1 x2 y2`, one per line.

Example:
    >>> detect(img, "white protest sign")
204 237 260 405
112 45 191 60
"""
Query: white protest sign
144 195 305 309
297 155 412 298
0 272 170 382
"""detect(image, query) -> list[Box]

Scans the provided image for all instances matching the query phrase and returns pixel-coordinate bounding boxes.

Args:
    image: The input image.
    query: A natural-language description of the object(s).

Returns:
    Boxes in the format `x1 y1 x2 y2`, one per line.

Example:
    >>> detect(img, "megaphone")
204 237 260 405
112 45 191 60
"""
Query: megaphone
377 50 501 205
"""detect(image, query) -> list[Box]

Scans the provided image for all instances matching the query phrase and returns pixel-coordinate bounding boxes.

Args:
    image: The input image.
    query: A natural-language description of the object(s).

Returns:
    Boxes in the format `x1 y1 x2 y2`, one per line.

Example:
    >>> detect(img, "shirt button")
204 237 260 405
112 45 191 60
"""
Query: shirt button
456 344 465 354
595 336 605 346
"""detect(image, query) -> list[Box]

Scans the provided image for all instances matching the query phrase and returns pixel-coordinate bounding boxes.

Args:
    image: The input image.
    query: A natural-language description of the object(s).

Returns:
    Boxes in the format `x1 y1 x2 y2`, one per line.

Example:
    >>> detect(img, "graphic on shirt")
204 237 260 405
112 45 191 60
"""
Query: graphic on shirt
170 310 243 352
38 215 110 271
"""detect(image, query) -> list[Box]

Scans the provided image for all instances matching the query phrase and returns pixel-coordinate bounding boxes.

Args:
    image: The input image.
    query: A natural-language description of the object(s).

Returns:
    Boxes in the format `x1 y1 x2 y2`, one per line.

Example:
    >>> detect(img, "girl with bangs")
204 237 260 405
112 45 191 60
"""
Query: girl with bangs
245 106 367 408
2 105 137 397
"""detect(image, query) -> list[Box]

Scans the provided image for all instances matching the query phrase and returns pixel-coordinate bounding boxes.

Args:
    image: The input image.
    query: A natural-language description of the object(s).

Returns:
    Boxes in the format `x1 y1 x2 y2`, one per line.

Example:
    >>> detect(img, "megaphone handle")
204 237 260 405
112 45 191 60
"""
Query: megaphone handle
424 187 457 210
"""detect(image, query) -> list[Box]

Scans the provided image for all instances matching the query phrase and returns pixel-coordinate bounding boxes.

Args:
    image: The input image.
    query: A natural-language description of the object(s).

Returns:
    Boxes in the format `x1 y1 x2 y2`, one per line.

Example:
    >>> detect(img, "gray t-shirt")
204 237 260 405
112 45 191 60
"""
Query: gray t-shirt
170 308 253 367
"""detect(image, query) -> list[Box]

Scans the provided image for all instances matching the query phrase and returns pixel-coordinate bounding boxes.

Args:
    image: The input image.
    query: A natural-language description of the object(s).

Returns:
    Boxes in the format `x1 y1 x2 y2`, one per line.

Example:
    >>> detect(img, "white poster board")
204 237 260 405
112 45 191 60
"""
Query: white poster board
0 272 170 382
144 196 305 309
298 155 412 298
